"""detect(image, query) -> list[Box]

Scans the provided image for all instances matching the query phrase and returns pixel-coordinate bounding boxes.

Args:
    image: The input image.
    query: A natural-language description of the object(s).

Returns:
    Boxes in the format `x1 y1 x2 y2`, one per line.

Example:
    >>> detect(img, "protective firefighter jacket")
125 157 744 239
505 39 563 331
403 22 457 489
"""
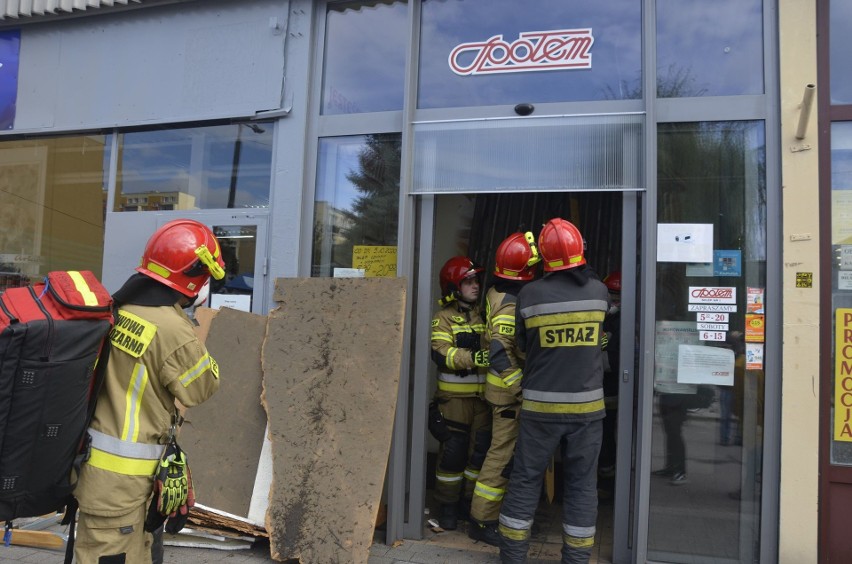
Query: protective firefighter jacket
482 285 524 407
74 303 219 517
515 270 609 422
0 271 113 521
430 302 486 397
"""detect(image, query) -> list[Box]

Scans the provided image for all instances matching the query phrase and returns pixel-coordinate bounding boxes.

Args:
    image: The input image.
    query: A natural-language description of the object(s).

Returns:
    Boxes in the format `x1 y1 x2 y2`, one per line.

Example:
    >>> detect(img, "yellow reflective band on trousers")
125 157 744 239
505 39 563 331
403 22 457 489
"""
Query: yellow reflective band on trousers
522 398 605 414
122 363 148 442
179 354 212 386
564 534 595 548
67 271 99 306
436 470 463 484
498 524 530 541
87 447 160 476
474 481 505 502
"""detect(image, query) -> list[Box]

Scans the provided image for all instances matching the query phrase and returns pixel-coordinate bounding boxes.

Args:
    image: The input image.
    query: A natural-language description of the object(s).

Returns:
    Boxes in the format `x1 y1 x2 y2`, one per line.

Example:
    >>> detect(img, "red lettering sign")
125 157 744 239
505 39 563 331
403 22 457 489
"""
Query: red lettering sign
449 29 595 76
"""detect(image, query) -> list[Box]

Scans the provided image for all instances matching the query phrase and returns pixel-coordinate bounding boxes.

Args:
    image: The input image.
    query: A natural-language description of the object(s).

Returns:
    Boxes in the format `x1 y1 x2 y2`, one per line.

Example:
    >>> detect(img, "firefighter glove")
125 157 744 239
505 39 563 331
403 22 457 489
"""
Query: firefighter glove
158 450 189 516
165 465 195 534
456 331 481 351
473 349 490 368
601 331 610 351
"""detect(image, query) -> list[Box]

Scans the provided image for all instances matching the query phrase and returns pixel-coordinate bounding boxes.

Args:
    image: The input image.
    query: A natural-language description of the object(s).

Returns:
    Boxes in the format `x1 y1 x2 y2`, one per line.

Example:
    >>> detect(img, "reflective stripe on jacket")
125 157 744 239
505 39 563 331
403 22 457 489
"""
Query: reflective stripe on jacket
431 302 486 397
483 286 524 407
516 270 609 421
75 303 220 517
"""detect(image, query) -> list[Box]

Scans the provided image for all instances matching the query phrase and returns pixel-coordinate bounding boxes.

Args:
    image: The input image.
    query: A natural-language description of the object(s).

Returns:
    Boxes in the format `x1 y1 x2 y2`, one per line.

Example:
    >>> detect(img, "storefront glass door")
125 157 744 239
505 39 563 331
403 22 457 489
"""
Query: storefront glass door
647 121 766 563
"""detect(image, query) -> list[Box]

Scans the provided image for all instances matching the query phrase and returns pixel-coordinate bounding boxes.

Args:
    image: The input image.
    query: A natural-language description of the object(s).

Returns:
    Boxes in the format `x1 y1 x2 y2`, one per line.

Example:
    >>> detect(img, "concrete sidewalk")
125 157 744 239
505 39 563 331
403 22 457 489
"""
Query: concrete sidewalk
0 519 604 563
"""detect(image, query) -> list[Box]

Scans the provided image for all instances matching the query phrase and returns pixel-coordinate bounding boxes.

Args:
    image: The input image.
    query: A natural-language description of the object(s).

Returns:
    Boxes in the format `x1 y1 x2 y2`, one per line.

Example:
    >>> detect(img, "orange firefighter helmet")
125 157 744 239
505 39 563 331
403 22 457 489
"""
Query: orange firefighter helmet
439 256 483 303
538 218 586 272
494 232 541 281
137 219 226 298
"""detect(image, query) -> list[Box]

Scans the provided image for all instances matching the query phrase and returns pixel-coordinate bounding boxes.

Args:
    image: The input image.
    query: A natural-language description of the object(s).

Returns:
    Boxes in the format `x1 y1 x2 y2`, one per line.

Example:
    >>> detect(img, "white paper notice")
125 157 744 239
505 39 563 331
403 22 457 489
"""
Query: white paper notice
333 268 366 278
676 344 735 386
840 271 852 291
657 223 714 263
654 321 700 393
746 343 764 370
209 293 252 312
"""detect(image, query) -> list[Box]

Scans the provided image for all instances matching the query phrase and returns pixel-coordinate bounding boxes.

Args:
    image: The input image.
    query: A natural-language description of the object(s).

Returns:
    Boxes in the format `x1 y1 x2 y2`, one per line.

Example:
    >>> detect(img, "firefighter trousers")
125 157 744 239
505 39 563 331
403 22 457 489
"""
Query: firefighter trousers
434 395 492 505
470 403 520 524
499 418 603 564
75 502 153 564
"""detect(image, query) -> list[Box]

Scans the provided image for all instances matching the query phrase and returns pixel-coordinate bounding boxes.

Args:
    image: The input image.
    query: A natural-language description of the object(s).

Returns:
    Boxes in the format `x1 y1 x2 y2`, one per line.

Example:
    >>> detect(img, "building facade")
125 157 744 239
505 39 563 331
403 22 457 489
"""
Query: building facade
0 0 840 561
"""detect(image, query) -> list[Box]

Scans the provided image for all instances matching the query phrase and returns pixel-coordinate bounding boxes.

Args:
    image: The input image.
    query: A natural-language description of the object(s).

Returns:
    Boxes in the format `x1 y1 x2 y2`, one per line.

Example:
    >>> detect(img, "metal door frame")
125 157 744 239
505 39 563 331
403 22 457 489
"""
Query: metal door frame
403 191 641 564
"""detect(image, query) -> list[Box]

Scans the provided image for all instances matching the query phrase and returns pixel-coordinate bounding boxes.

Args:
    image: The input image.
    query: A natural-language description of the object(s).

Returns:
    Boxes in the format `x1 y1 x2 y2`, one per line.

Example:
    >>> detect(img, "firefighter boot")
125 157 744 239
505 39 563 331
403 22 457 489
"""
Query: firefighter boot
439 503 459 531
468 522 500 546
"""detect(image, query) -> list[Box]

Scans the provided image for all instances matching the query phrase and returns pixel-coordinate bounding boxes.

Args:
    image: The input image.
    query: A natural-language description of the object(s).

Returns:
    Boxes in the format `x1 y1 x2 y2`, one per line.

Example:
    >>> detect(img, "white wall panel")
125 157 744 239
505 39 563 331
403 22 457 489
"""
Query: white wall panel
12 0 288 132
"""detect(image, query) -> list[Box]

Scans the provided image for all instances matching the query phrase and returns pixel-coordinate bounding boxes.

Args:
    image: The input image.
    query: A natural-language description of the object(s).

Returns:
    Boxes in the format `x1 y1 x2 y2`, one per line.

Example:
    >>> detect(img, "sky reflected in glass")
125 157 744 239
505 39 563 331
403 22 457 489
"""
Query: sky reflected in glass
656 0 763 98
418 0 641 108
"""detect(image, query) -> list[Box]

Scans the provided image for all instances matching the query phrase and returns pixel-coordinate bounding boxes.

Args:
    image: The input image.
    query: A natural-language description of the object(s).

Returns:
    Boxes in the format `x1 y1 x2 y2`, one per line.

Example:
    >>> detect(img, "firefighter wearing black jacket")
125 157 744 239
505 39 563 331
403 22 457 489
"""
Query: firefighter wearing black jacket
468 232 539 546
498 219 609 564
429 256 491 531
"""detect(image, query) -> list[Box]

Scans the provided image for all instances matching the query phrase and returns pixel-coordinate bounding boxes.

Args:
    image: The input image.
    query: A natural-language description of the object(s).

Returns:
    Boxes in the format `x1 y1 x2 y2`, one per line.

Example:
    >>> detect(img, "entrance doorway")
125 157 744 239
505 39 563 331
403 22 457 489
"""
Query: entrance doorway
406 190 640 563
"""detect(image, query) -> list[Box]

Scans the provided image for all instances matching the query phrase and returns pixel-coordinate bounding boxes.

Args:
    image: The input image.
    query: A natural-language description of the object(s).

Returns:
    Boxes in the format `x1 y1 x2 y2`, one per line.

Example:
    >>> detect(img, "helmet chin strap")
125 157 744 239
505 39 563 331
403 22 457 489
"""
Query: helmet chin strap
190 279 211 308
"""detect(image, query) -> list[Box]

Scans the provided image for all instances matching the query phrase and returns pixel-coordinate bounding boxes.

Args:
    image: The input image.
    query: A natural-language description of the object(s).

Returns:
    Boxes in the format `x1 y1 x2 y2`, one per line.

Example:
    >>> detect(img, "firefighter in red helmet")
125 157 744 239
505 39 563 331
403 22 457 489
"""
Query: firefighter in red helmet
469 232 539 546
74 219 224 564
429 256 491 531
499 218 609 564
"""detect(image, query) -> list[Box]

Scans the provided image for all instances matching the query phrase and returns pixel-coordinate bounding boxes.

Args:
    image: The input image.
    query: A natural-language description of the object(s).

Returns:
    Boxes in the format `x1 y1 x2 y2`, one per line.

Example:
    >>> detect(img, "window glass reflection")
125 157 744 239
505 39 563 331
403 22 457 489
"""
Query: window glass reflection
114 123 273 211
830 1 852 104
830 122 852 464
0 135 108 291
418 0 641 108
321 1 407 115
650 122 766 562
656 0 763 97
312 134 401 277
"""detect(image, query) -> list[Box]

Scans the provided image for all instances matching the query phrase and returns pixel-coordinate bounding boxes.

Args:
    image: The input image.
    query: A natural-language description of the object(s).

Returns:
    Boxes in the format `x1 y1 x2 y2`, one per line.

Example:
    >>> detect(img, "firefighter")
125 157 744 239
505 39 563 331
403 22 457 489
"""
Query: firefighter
597 271 621 496
429 256 491 531
74 219 225 564
498 219 609 564
469 232 540 546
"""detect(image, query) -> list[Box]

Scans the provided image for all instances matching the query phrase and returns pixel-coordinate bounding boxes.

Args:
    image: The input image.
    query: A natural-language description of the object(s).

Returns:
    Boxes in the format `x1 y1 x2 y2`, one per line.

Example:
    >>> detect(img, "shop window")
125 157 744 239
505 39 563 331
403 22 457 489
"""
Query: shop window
321 1 407 115
312 134 401 277
0 136 109 291
830 1 852 103
656 0 764 98
111 122 273 211
649 121 766 562
418 0 641 109
830 122 852 464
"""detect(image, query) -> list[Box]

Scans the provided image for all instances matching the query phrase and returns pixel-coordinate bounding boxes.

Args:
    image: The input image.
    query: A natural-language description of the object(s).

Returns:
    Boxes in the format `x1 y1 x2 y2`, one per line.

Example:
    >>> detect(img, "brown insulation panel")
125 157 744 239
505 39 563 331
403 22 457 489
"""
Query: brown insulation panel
262 277 406 563
179 306 268 518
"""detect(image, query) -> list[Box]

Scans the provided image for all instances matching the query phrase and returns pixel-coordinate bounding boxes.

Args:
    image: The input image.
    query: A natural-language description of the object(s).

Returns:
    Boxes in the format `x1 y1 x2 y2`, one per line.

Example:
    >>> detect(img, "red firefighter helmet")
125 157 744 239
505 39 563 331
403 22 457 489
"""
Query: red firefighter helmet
137 219 226 298
538 218 586 272
604 271 622 293
494 232 541 281
439 256 483 302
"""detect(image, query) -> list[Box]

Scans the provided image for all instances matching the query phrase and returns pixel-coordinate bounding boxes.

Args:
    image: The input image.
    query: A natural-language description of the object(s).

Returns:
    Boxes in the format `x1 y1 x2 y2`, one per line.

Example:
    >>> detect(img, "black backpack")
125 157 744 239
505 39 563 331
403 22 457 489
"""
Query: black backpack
0 271 113 523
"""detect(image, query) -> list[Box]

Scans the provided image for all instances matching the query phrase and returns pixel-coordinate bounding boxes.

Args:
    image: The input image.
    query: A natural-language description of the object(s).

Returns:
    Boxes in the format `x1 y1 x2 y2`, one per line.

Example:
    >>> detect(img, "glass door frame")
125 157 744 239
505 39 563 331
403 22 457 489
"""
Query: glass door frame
402 191 640 564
